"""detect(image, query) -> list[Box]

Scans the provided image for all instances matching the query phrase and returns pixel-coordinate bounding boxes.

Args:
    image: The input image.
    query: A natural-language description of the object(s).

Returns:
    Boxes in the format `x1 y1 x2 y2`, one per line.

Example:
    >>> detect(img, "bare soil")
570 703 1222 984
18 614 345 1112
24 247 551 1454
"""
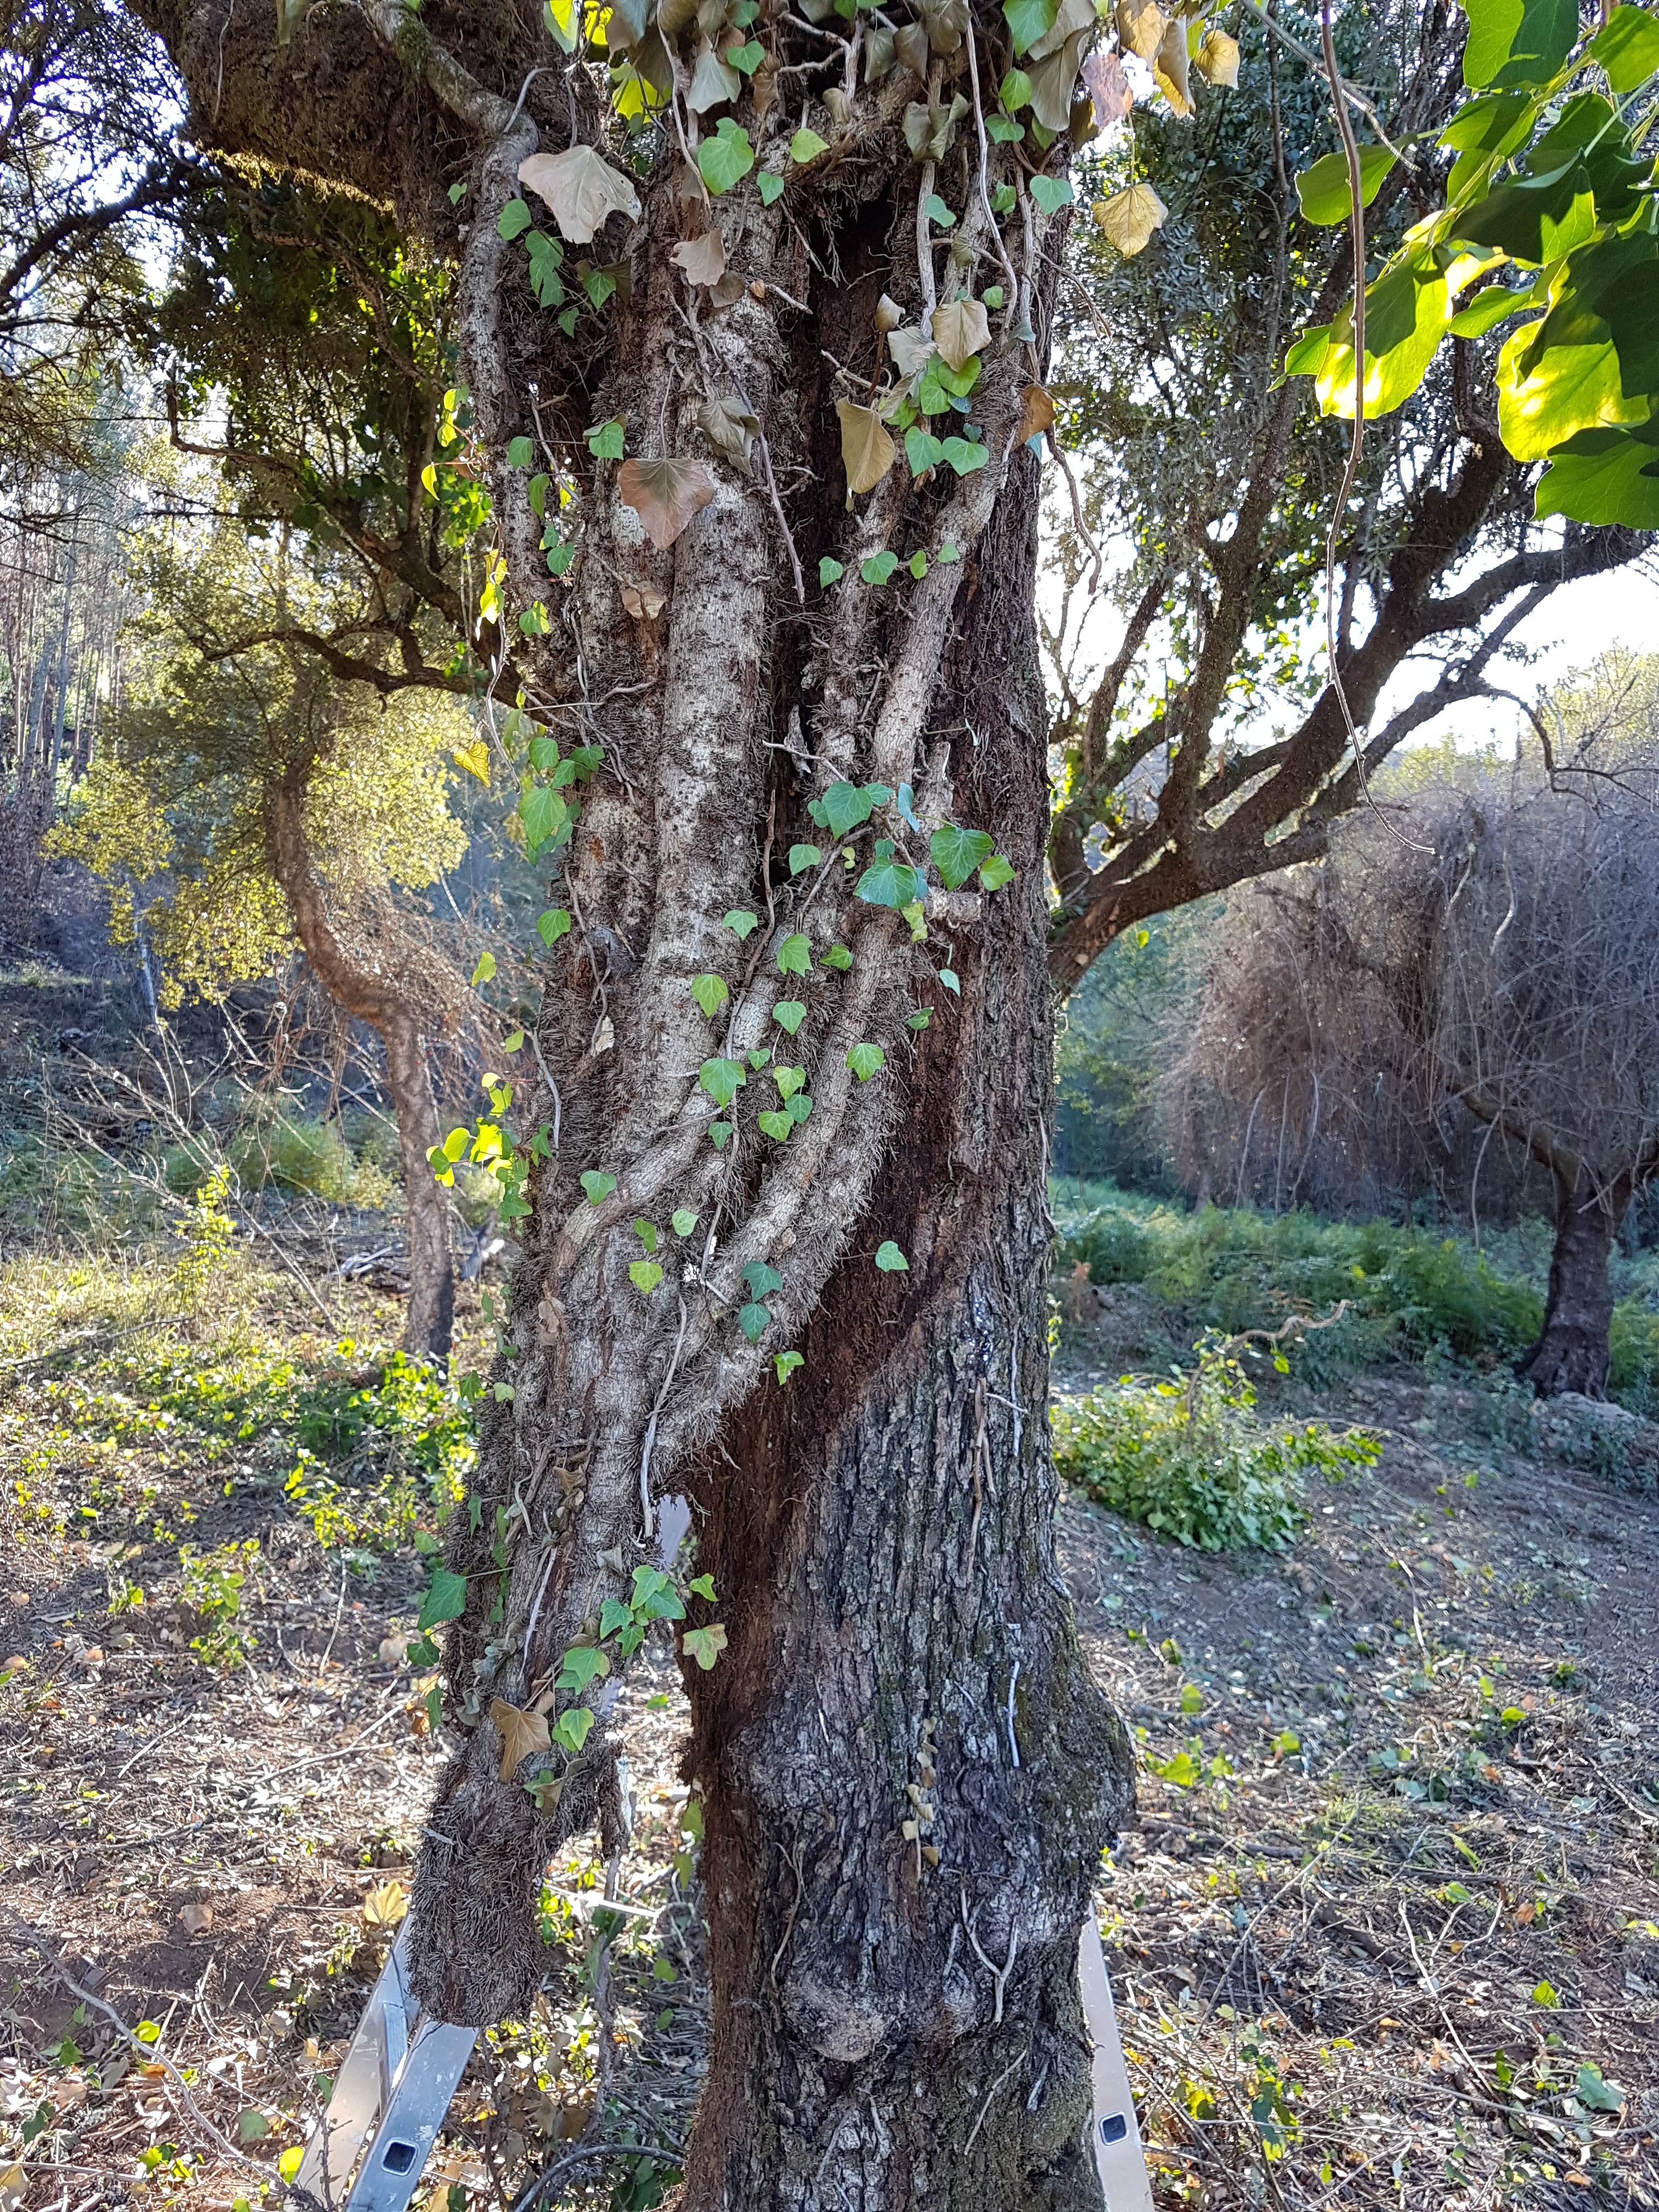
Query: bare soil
2 1274 1655 2212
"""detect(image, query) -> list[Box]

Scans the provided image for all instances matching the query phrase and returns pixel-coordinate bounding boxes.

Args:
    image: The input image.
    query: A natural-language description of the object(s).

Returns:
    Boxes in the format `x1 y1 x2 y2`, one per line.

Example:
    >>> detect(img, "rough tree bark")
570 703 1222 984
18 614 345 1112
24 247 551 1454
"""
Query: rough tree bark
266 764 456 1362
137 2 1136 2200
1518 1166 1621 1400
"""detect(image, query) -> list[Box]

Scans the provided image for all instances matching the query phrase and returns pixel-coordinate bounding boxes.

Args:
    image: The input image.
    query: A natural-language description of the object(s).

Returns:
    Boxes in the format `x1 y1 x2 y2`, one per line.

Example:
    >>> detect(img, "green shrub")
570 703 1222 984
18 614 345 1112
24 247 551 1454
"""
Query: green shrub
1051 1334 1379 1551
1051 1182 1547 1381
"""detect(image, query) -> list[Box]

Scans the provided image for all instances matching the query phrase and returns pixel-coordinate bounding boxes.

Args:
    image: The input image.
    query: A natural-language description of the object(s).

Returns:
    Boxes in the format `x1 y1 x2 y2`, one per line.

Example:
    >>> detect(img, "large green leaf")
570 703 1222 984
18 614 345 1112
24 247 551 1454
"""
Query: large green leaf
1452 158 1590 264
1587 3 1659 90
1448 281 1540 338
1462 0 1578 88
1535 422 1659 526
1315 255 1450 421
1294 144 1396 225
1523 230 1659 396
1497 321 1650 458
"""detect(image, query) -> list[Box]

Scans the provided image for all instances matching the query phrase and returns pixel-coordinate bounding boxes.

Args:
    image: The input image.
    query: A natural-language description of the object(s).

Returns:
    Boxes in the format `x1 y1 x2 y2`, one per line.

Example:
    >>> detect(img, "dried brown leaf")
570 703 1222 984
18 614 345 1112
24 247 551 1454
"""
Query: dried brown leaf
836 399 896 495
618 455 718 548
363 1878 409 1928
489 1696 552 1780
622 583 668 617
1081 47 1134 121
518 146 642 245
1152 15 1193 113
671 229 726 286
709 269 747 309
697 396 761 475
180 1901 213 1936
1017 383 1057 444
929 297 990 373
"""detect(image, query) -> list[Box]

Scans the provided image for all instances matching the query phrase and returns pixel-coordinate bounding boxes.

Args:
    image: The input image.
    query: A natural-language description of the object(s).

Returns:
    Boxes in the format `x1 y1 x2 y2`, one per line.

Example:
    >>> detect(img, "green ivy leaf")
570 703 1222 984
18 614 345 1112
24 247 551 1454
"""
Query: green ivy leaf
855 857 924 907
552 1706 595 1756
979 854 1015 891
537 907 572 948
743 1260 784 1296
758 1109 794 1140
930 822 995 888
586 418 625 460
907 1009 930 1029
785 1091 812 1123
861 550 900 585
819 556 844 586
940 436 990 476
1002 0 1057 54
727 37 764 72
709 1121 733 1148
847 1041 886 1081
773 1000 806 1033
772 1064 805 1100
557 1645 611 1692
671 1206 698 1237
789 843 822 875
924 192 956 229
906 427 946 476
699 119 755 195
506 435 535 466
776 932 813 975
874 1240 909 1272
758 170 786 205
471 950 498 985
629 1258 665 1294
417 1567 469 1630
723 907 759 938
939 967 960 993
1000 65 1032 106
738 1300 771 1342
774 1350 804 1384
823 943 853 970
819 781 877 836
1028 175 1073 216
498 198 533 240
682 1623 729 1669
580 1169 617 1205
936 540 961 563
634 1217 658 1251
909 549 929 579
992 182 1017 213
600 1597 635 1639
688 1572 718 1600
986 114 1024 142
699 1057 747 1107
791 126 830 162
518 602 551 635
692 972 730 1018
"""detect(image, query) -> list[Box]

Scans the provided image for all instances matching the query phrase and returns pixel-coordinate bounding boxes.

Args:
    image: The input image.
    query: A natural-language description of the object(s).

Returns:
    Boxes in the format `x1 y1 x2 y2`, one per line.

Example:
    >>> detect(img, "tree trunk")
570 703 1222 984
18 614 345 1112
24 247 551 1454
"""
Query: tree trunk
131 5 1136 2200
1519 1166 1619 1399
266 765 455 1362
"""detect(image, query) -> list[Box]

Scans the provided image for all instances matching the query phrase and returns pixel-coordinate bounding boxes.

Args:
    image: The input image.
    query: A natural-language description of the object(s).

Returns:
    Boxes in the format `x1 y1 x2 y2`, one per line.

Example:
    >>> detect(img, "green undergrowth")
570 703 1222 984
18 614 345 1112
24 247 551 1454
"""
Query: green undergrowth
1051 1334 1379 1552
1 1247 477 1565
1052 1180 1659 1408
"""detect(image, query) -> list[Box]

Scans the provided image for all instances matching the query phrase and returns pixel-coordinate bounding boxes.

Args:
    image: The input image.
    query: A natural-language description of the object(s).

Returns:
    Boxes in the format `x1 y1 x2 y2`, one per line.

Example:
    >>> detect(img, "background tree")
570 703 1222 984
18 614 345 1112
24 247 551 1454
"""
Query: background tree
1166 664 1659 1396
49 509 480 1358
1041 0 1651 985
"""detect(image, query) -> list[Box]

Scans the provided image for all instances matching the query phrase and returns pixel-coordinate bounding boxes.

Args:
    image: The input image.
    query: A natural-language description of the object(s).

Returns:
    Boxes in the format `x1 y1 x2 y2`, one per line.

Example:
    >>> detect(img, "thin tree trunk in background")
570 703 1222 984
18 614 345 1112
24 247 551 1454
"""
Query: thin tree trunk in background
1520 1166 1620 1399
266 765 455 1362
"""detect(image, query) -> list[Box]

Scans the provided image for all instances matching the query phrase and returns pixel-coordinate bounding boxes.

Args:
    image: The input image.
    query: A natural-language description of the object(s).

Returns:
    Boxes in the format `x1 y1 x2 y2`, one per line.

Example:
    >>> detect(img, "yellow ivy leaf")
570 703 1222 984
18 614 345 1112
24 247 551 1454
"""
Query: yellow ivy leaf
363 1879 409 1928
1152 16 1193 115
1093 181 1168 257
1195 27 1239 84
929 297 991 373
453 738 491 785
1115 0 1166 57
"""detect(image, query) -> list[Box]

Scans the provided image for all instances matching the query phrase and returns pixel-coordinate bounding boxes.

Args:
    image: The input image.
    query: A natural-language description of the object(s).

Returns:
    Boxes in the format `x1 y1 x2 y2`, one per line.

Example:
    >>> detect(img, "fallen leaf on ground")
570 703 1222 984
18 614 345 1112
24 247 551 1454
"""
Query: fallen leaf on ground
377 1633 408 1667
364 1879 408 1927
180 1901 213 1936
489 1696 552 1779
